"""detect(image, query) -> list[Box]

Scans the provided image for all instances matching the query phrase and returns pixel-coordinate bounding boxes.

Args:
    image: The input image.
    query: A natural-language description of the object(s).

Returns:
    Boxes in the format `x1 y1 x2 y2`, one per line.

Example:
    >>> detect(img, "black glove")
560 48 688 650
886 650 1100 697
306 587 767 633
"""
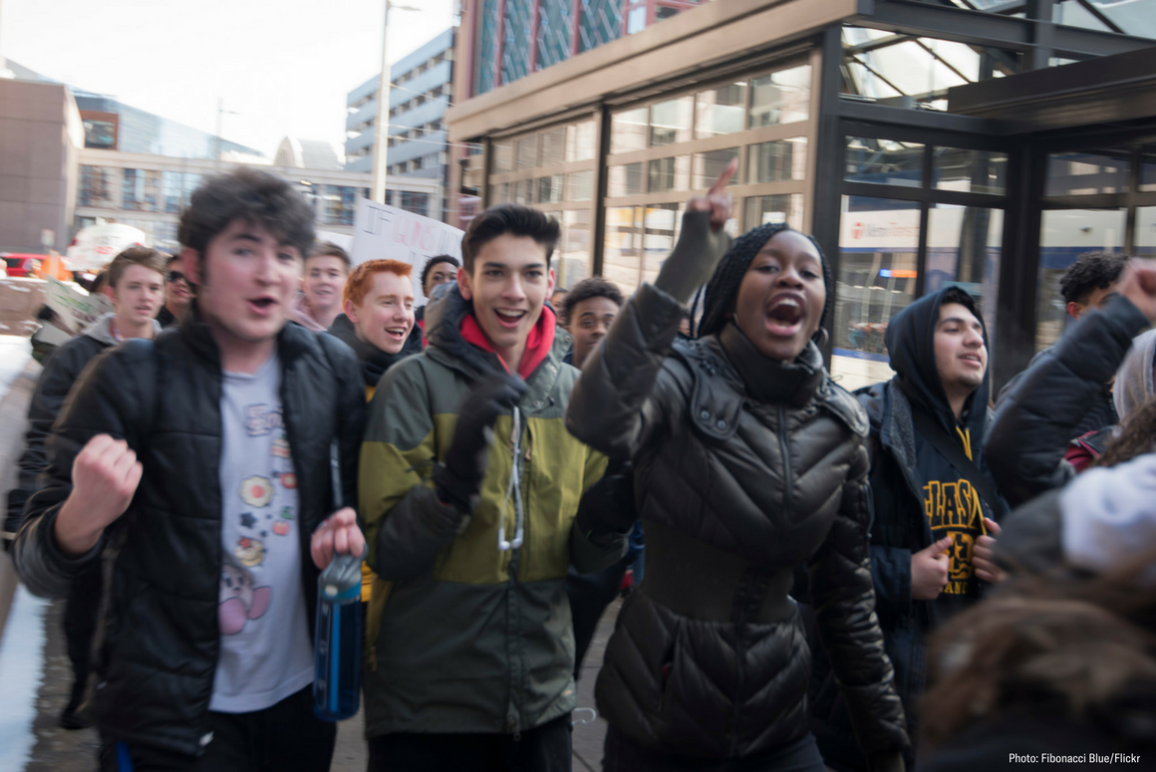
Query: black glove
574 460 637 542
434 372 528 513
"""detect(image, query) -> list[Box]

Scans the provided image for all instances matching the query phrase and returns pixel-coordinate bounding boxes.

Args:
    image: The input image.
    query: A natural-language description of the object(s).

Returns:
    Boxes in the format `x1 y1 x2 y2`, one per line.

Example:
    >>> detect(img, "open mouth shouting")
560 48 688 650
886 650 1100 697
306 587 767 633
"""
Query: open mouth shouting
494 308 528 329
247 296 279 316
765 293 806 337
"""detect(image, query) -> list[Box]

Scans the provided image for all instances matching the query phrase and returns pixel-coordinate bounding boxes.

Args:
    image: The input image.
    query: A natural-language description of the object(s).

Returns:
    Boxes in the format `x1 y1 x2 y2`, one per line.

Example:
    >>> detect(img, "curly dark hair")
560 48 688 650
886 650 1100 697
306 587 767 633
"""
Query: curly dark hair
420 254 460 292
178 168 315 272
1059 251 1128 306
561 276 624 325
460 204 559 273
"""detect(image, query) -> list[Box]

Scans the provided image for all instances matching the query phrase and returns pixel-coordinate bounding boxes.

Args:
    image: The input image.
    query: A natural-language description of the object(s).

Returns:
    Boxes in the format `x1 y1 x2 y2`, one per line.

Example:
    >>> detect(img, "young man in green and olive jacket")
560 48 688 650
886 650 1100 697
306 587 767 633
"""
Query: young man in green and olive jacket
359 204 633 771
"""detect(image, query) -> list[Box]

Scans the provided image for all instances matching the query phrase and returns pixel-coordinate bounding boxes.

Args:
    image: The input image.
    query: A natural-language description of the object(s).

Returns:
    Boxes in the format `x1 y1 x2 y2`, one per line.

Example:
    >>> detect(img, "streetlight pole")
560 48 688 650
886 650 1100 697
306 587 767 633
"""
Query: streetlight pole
371 0 418 204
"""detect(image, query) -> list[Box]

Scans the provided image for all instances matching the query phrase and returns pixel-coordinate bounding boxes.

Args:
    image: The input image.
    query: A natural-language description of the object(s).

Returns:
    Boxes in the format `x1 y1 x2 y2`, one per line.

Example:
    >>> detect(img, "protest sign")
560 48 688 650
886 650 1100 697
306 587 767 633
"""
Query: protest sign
351 199 463 305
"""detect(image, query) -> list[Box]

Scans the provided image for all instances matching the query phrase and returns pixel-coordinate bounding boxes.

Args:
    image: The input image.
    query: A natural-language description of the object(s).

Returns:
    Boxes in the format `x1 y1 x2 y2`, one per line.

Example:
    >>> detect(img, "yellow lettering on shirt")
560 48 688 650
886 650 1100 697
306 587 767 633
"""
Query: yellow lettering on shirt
923 479 986 596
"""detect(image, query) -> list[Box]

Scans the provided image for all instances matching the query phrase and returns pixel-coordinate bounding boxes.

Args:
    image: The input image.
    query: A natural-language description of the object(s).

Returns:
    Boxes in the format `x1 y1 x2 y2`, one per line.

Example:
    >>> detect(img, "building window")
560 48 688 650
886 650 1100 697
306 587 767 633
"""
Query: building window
324 185 357 225
122 168 163 212
79 165 119 208
695 82 746 138
401 191 430 216
748 138 807 183
609 163 644 196
649 97 693 147
691 148 739 189
846 137 924 187
750 64 812 127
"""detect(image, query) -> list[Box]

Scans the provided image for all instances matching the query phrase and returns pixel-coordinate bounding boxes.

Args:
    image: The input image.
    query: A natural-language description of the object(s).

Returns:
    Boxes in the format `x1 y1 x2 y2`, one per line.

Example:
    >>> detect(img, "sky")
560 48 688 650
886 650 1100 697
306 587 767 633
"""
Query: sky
0 0 457 157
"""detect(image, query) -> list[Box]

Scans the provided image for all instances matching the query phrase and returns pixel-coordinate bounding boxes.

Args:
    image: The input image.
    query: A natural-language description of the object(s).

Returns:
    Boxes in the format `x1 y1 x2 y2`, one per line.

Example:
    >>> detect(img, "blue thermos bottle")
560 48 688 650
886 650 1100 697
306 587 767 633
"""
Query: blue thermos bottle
313 550 363 721
313 442 364 722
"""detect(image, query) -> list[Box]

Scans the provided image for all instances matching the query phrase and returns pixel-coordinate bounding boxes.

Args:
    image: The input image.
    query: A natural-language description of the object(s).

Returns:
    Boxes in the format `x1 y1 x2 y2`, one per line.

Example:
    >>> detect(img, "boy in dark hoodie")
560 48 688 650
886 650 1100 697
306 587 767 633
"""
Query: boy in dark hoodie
811 286 1009 771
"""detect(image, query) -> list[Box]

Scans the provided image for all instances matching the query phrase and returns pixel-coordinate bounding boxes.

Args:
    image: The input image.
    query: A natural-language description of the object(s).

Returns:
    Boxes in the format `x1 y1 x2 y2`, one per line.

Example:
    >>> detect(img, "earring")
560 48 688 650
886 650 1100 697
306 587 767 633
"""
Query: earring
814 327 830 347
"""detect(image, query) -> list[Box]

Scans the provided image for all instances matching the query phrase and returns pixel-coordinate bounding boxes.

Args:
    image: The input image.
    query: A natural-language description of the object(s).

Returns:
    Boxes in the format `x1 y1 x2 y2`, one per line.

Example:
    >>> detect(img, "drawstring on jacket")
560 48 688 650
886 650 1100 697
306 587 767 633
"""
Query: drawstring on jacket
498 406 526 551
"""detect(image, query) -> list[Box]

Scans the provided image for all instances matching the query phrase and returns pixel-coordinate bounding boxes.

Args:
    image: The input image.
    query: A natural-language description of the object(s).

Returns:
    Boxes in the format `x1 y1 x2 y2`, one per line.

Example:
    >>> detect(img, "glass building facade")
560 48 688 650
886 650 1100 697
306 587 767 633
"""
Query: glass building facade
454 0 1156 390
74 95 262 159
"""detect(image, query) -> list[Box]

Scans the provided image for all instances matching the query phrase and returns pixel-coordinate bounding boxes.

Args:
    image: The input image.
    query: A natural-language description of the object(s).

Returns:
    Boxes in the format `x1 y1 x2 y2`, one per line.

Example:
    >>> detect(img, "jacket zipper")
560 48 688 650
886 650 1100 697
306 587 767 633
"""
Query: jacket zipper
778 406 793 516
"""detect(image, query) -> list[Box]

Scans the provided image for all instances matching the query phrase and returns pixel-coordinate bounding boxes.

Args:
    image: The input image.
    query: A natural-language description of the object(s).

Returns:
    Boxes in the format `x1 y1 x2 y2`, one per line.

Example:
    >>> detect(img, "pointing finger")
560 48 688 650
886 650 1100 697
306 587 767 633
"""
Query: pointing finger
708 158 738 197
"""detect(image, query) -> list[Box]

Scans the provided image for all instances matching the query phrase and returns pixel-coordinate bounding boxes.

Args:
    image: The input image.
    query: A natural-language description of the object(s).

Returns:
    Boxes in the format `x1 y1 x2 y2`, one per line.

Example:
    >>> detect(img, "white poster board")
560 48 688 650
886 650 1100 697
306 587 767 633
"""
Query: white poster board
35 275 114 347
351 199 463 305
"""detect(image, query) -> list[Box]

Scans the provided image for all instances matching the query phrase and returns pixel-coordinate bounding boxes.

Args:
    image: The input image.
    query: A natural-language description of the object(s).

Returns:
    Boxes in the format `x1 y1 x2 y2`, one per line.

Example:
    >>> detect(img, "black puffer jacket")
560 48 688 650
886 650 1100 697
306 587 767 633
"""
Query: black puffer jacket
985 295 1149 508
566 283 908 760
12 312 364 756
5 314 163 549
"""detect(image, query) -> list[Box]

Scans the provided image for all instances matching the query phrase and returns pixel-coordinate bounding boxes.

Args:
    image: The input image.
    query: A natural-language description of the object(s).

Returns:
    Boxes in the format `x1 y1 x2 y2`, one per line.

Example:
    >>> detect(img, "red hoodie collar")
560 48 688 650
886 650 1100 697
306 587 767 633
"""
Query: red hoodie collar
460 305 556 380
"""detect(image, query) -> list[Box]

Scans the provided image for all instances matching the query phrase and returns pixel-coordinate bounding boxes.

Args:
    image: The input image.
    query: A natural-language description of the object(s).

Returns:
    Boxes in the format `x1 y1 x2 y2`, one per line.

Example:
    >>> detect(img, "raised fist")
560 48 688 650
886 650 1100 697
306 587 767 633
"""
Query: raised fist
55 434 142 556
1118 258 1156 324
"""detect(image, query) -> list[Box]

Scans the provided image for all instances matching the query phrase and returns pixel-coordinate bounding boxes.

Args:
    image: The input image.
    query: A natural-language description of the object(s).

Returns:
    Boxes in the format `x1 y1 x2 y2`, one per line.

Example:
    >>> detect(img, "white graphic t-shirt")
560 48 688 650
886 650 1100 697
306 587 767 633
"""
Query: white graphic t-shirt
210 353 314 713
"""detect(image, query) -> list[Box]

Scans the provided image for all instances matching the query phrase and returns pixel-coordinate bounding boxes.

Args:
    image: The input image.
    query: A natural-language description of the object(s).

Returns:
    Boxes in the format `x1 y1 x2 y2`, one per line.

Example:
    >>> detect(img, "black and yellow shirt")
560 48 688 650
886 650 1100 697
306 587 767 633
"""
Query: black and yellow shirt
915 424 993 614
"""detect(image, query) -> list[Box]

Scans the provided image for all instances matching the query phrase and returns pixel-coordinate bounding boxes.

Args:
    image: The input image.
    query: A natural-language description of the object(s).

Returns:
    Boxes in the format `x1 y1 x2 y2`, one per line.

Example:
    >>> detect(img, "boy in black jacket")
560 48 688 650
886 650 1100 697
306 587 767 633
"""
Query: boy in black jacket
812 286 1008 771
12 168 366 772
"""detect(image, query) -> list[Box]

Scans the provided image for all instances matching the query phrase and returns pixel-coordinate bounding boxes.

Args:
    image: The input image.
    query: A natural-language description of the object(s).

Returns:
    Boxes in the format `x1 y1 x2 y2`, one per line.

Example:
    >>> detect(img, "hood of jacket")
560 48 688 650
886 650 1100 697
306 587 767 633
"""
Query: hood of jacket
1114 328 1156 421
82 312 162 346
327 312 422 388
885 286 991 445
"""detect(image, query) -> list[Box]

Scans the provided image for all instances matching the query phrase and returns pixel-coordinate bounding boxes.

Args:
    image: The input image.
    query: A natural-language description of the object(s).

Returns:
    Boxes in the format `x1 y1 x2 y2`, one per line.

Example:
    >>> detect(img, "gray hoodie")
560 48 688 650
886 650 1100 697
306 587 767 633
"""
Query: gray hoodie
81 311 162 345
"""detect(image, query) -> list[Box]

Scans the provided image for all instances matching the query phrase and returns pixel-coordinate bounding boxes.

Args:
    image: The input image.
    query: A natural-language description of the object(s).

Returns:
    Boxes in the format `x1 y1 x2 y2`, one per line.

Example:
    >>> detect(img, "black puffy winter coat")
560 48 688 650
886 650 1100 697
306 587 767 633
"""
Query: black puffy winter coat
12 313 364 756
5 314 125 547
986 295 1149 509
566 283 908 760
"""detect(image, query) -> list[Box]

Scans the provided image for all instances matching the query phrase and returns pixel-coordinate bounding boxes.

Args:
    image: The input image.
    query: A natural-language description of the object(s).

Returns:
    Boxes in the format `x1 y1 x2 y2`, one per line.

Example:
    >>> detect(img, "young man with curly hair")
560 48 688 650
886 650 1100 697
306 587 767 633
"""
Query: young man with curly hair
12 168 366 772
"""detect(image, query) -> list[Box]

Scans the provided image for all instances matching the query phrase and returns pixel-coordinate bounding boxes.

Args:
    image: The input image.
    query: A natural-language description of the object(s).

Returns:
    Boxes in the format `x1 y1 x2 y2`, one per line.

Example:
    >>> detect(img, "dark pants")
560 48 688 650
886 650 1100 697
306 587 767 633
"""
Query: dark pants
99 686 336 772
566 560 628 680
64 561 103 709
603 725 826 772
367 713 573 772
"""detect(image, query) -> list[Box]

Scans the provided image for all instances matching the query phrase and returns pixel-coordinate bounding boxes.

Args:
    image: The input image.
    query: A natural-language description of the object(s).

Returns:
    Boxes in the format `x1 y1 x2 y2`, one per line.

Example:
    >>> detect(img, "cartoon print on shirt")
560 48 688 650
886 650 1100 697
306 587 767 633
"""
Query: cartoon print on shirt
276 470 297 490
235 536 265 568
241 476 274 508
244 404 283 437
272 433 290 458
219 554 273 635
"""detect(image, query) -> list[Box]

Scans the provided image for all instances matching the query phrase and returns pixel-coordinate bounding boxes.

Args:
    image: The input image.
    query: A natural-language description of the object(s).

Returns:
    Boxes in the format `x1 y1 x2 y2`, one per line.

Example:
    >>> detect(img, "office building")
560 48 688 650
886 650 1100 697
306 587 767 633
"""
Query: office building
345 28 456 221
446 0 1156 390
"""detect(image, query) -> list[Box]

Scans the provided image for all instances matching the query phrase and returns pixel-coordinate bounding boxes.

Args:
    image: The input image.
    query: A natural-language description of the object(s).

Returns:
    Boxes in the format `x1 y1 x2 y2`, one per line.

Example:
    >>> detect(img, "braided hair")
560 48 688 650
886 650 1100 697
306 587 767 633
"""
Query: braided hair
697 223 833 340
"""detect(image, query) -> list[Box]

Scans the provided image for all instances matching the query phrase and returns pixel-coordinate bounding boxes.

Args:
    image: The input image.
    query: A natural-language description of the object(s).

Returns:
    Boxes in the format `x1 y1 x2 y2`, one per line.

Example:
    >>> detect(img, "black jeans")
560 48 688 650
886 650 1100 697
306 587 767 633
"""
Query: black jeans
367 713 573 772
603 725 826 772
99 686 336 772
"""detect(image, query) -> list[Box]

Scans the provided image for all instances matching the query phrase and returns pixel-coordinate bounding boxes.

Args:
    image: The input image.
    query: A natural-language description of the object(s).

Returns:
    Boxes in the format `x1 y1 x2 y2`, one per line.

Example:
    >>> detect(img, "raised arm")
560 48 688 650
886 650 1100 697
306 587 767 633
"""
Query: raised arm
985 261 1156 508
566 162 735 457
